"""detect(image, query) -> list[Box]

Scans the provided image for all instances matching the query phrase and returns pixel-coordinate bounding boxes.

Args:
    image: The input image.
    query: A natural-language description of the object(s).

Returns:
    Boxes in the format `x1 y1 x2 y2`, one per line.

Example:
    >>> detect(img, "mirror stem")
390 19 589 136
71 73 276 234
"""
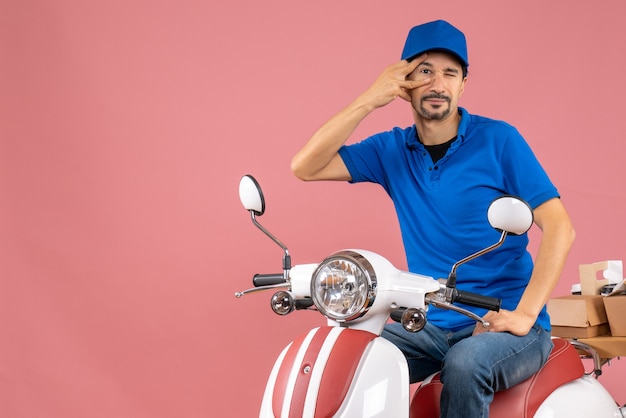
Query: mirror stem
446 230 508 289
250 211 292 276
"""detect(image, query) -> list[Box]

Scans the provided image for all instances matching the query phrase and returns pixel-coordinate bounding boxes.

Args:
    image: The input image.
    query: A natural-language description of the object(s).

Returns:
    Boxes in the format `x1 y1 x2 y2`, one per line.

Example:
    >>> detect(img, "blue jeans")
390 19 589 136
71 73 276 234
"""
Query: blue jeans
381 321 553 418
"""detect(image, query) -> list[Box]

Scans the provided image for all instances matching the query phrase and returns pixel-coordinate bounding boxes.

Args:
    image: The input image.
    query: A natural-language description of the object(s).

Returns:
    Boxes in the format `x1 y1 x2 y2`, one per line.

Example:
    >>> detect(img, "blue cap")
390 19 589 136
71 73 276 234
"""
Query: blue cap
401 20 468 68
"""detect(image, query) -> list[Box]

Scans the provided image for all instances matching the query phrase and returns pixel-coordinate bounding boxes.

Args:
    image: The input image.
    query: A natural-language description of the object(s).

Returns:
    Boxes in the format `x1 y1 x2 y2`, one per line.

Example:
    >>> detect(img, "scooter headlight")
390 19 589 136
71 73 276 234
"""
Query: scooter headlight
310 251 377 322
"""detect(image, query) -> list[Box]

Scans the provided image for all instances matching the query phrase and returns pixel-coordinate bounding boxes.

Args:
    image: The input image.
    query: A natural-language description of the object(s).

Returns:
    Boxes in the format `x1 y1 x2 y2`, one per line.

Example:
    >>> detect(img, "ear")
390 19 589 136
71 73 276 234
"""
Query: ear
458 76 467 98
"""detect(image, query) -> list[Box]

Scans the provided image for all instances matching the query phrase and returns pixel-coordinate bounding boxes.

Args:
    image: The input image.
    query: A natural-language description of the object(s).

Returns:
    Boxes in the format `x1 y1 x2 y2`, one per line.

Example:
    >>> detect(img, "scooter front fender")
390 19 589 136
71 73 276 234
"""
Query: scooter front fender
260 326 409 418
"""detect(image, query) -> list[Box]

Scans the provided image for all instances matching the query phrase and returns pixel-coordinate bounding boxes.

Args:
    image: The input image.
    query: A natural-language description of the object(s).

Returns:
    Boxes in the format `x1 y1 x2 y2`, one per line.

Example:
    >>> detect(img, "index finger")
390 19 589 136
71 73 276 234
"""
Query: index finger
400 55 427 82
404 53 427 71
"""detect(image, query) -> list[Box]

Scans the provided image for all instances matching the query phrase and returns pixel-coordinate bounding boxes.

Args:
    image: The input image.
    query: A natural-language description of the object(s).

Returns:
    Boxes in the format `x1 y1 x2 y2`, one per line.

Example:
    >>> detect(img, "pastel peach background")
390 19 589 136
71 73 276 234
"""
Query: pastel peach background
2 1 625 417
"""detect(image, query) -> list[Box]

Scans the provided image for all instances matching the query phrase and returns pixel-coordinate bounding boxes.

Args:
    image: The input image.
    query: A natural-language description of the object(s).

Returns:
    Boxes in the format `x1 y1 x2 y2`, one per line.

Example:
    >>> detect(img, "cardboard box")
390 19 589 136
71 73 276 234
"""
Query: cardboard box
551 324 610 339
548 295 608 327
603 295 626 337
579 261 611 295
548 295 610 338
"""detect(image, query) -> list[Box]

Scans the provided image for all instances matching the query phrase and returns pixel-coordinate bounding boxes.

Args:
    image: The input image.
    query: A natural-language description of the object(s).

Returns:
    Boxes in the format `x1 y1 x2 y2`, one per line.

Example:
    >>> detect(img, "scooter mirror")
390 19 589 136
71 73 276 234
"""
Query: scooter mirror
239 175 265 216
487 196 533 236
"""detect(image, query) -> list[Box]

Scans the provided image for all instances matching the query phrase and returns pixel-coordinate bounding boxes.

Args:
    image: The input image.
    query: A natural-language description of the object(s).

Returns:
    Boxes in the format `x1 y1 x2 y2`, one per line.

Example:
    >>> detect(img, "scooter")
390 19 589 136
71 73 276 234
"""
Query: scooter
235 174 624 418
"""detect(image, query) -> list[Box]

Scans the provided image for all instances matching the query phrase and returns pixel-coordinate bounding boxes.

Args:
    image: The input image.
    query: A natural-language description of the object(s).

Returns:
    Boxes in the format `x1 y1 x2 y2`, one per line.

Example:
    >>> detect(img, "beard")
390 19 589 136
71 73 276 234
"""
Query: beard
418 94 451 120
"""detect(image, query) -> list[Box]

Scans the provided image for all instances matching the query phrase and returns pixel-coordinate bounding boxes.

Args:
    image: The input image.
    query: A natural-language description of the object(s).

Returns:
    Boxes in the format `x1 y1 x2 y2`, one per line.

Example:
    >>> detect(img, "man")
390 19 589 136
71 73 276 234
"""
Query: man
291 19 575 417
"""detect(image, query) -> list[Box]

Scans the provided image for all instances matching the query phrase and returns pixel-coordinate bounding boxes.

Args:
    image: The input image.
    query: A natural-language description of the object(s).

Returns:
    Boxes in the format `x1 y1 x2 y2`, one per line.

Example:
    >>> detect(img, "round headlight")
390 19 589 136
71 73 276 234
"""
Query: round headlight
310 251 377 322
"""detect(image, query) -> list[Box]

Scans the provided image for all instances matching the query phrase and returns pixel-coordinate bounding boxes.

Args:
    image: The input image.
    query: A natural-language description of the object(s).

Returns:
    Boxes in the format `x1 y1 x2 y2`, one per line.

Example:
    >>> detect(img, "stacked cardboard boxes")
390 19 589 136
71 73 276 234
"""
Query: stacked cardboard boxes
549 261 625 339
548 295 609 338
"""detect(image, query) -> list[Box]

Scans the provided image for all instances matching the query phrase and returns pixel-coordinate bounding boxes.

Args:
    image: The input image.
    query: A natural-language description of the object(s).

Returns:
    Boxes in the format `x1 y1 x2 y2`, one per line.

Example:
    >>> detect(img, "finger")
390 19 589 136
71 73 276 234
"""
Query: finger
397 90 412 102
400 59 421 77
405 53 427 69
391 58 421 78
472 321 490 335
404 78 431 90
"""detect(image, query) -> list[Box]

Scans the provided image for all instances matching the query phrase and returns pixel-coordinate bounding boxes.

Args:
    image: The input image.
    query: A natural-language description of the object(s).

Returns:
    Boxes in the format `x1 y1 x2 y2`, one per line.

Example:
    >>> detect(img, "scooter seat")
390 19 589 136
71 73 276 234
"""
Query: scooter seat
410 337 584 418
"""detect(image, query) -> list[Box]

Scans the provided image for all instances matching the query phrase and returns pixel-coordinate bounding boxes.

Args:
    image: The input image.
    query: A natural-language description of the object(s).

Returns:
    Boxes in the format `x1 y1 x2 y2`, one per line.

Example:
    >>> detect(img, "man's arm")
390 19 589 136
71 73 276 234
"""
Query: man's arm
291 58 427 181
477 197 576 335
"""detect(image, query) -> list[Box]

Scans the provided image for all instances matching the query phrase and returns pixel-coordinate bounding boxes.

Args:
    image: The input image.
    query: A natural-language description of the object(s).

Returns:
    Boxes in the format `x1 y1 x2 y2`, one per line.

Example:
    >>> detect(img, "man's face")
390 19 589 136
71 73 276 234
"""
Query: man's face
407 51 466 121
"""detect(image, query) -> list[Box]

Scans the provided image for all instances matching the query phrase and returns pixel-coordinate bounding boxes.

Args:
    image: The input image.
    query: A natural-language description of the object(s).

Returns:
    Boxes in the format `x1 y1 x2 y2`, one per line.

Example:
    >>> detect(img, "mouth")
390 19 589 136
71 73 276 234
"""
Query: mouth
422 95 450 107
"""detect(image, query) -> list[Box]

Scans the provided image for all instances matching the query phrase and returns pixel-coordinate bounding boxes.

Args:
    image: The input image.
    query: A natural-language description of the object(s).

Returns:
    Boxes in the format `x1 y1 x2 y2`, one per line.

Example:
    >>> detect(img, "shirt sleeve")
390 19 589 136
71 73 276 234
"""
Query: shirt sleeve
499 126 560 209
337 130 400 190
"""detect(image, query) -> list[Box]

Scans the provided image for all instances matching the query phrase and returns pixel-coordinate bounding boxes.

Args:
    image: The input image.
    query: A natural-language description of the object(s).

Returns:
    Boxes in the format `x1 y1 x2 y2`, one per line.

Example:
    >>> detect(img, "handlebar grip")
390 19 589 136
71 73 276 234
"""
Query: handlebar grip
453 290 501 312
252 273 286 287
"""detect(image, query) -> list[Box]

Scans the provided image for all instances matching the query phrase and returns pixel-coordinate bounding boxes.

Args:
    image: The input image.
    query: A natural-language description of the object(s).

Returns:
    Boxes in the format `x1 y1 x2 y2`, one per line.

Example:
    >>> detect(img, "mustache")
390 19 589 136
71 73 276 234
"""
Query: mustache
421 93 451 102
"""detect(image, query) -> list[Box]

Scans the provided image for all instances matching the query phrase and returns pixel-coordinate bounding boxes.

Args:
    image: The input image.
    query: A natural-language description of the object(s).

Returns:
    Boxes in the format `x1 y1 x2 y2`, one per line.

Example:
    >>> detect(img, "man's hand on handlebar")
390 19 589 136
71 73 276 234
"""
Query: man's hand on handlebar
473 309 536 336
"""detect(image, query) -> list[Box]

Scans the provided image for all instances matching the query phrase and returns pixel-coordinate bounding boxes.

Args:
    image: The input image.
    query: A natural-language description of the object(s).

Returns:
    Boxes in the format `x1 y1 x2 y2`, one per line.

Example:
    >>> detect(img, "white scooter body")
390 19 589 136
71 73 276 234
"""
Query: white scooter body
260 327 409 418
259 254 438 417
236 175 623 418
535 376 619 418
260 324 621 418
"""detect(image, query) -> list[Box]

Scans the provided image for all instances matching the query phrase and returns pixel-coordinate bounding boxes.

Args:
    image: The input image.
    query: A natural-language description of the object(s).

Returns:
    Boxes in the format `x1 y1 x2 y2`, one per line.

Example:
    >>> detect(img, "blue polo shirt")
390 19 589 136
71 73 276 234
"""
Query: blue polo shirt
338 107 558 331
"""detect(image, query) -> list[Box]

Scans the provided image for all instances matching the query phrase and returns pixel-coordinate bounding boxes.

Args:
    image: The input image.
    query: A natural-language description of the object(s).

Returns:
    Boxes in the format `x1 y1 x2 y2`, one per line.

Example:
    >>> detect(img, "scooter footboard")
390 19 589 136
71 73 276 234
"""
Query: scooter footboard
260 326 409 418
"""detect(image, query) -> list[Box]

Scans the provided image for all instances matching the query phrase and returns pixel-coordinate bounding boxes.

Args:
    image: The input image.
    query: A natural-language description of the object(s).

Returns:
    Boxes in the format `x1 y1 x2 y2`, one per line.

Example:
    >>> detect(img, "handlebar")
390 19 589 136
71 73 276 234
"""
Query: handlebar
452 289 501 312
252 273 286 287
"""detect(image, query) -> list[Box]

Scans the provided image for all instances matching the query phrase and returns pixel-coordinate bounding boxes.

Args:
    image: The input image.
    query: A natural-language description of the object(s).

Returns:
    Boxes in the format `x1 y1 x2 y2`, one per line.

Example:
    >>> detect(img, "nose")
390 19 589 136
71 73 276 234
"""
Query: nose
429 72 446 93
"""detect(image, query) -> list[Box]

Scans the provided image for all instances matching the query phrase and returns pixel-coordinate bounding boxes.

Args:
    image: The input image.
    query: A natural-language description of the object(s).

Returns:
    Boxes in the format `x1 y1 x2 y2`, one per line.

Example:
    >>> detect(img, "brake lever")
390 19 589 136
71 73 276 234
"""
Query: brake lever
425 295 490 328
234 283 289 298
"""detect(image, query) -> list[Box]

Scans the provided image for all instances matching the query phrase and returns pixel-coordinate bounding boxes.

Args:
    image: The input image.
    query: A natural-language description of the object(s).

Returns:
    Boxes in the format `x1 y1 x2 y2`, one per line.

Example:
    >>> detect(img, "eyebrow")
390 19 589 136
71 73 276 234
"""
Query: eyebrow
419 61 461 74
